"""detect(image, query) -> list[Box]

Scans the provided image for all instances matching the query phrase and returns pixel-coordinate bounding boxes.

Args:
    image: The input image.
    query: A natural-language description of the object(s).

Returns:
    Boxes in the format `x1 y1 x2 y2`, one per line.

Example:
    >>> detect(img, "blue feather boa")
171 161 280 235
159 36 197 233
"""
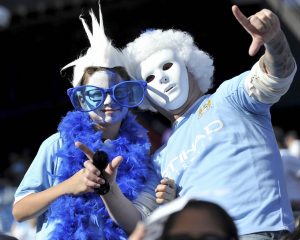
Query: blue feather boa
48 111 151 240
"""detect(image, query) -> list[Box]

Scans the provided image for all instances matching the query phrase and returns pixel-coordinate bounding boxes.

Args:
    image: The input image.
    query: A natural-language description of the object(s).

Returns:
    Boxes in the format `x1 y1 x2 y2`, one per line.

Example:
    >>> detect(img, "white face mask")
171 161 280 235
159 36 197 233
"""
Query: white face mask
140 49 189 110
87 70 128 125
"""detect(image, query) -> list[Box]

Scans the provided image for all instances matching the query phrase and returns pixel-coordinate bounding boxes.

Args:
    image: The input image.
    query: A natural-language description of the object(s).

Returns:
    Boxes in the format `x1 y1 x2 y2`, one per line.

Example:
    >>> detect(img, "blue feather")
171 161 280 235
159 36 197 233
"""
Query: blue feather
47 111 151 239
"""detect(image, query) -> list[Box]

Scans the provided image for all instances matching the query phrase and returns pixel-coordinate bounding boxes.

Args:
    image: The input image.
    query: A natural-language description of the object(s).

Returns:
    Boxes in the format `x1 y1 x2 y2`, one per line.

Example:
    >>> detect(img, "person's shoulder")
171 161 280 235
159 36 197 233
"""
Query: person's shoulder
42 132 61 144
220 71 250 87
281 149 300 163
280 149 292 159
39 132 62 151
213 70 250 96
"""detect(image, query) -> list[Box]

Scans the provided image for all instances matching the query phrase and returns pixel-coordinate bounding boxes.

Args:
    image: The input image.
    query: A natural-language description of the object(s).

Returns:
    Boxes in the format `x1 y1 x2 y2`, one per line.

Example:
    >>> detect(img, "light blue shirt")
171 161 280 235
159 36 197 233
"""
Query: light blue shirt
152 71 295 235
14 131 160 239
14 133 62 239
280 149 300 201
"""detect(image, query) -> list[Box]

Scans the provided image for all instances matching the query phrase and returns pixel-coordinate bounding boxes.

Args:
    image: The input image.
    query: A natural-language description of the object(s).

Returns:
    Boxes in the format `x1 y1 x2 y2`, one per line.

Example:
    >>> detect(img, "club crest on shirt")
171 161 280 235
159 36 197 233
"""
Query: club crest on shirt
198 99 212 118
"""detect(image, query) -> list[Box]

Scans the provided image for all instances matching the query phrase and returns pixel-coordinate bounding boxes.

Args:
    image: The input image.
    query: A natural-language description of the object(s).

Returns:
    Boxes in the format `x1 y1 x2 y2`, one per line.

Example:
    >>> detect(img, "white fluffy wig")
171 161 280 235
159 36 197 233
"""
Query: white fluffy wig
62 2 125 87
123 29 215 112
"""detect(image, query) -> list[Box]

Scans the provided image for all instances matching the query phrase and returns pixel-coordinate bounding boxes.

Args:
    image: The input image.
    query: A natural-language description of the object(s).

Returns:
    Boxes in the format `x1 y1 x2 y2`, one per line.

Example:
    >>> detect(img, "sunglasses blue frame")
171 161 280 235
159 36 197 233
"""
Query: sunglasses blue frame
67 80 147 112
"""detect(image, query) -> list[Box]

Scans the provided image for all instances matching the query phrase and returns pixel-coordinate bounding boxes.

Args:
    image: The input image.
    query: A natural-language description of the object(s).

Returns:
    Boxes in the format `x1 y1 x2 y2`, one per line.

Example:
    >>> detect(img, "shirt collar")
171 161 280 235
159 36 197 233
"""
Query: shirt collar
173 96 206 129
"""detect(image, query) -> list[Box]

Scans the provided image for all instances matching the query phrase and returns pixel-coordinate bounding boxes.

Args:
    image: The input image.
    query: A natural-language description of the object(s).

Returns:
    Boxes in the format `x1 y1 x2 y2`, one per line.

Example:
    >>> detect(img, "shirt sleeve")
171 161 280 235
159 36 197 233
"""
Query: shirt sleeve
244 57 297 104
132 165 160 220
14 133 62 204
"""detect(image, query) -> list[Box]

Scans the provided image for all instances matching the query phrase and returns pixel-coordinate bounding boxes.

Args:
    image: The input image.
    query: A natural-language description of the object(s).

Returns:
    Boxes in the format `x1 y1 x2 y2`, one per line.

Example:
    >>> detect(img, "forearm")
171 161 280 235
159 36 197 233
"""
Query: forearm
12 181 69 222
263 30 296 78
245 30 297 104
101 184 142 233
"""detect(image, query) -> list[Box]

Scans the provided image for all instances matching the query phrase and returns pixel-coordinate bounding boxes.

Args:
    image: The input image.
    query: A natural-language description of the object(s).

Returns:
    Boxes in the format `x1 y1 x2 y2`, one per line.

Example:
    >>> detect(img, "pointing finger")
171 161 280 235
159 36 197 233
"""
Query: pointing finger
75 141 94 160
232 5 255 35
105 156 123 175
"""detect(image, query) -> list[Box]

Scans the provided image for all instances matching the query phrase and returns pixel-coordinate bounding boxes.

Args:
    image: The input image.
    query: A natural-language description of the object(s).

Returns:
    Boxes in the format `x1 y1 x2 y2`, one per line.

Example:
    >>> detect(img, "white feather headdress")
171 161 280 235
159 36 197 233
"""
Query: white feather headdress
62 2 124 87
123 29 215 112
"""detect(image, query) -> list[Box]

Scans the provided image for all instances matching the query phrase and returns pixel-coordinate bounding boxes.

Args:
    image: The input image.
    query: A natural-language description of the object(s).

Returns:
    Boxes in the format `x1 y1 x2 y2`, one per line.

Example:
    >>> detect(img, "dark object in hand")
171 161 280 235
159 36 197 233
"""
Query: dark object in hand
93 150 110 195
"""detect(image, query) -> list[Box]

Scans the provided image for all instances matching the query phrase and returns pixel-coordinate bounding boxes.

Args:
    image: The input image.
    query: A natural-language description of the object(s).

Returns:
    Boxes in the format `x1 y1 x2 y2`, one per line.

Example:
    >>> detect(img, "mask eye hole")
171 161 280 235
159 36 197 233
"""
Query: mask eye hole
163 62 173 71
146 75 155 83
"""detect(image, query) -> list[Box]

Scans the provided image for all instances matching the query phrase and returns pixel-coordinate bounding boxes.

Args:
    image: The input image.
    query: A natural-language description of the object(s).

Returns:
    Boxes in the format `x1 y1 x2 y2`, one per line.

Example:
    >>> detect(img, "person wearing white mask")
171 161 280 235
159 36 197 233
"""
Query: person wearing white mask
83 4 298 240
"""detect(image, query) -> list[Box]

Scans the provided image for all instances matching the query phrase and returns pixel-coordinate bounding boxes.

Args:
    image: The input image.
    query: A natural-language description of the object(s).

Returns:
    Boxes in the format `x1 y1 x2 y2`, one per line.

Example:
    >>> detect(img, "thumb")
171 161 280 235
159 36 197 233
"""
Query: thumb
108 156 123 173
75 141 94 160
249 38 263 56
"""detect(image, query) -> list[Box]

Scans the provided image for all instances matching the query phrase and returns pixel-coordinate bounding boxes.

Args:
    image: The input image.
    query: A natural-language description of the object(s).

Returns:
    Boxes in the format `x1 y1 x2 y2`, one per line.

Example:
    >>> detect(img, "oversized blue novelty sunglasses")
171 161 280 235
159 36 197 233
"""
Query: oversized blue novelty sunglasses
67 80 147 112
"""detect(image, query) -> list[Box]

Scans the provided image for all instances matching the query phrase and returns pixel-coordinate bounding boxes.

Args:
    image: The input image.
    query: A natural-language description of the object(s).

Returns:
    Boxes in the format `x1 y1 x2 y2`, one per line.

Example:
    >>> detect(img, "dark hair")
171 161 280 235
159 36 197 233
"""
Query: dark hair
285 130 299 141
160 199 239 240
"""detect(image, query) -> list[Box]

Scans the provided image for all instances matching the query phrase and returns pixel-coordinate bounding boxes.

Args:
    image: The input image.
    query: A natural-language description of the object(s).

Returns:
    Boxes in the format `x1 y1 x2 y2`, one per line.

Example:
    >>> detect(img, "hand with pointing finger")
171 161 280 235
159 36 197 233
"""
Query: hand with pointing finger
75 141 123 193
232 5 281 56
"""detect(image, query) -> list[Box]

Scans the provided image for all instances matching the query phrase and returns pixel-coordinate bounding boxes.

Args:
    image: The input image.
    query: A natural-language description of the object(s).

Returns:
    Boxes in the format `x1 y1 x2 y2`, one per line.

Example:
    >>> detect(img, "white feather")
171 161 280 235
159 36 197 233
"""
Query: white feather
61 1 124 86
